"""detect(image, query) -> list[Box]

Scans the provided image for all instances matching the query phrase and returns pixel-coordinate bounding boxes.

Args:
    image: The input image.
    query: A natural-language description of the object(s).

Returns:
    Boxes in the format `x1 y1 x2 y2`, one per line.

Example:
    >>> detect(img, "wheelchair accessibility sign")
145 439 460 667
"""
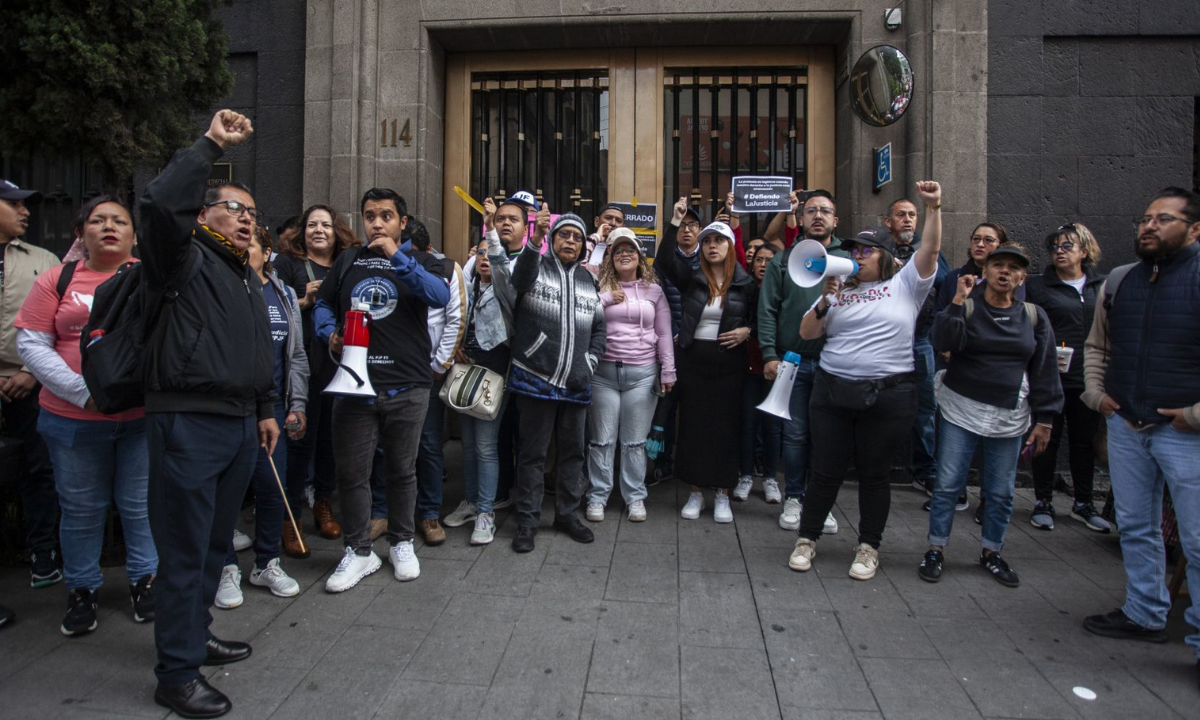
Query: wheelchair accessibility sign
874 143 892 191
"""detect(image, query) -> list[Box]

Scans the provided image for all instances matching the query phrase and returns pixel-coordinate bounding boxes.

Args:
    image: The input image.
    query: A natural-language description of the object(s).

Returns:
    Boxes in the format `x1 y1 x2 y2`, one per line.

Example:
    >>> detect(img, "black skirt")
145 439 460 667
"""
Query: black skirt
674 339 747 489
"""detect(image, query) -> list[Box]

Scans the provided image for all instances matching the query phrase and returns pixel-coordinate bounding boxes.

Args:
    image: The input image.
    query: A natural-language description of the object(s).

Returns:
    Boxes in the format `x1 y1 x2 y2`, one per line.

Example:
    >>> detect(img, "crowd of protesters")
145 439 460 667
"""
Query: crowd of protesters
0 110 1198 717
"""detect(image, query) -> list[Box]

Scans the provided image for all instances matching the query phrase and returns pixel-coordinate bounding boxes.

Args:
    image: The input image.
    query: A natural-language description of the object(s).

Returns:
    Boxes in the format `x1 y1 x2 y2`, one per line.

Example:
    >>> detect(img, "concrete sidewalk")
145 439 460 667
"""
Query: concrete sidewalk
1 475 1196 720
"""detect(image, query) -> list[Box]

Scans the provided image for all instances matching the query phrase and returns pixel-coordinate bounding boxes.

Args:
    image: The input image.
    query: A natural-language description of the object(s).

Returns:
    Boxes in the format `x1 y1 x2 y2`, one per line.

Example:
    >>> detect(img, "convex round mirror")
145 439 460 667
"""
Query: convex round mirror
850 45 914 127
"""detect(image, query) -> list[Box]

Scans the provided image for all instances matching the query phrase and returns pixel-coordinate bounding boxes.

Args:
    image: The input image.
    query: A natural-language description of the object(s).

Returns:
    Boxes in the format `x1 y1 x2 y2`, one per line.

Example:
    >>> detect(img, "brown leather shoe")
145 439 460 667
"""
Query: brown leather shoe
369 517 388 541
313 499 342 539
420 518 446 546
282 520 310 559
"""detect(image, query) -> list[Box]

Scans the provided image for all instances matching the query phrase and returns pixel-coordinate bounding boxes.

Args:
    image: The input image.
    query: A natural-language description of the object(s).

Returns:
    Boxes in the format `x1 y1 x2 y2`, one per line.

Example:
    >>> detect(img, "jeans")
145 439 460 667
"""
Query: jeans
3 389 58 553
927 416 1021 552
741 374 781 479
37 410 156 591
911 336 938 481
461 395 509 514
587 362 658 505
799 369 917 547
225 402 288 569
148 412 257 686
515 395 588 528
416 377 447 520
286 370 337 514
1106 416 1200 655
333 390 428 550
1033 390 1100 504
780 357 818 500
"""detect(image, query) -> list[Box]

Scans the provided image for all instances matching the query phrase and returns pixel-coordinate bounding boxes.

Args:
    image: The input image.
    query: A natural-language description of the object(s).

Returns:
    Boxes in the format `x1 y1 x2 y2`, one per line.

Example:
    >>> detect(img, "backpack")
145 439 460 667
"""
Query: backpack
79 251 203 414
962 298 1038 327
1101 263 1137 311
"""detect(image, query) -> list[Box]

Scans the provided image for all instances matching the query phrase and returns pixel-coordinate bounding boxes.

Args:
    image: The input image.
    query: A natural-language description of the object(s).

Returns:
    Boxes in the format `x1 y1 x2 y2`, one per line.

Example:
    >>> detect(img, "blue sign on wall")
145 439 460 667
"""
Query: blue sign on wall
874 142 892 191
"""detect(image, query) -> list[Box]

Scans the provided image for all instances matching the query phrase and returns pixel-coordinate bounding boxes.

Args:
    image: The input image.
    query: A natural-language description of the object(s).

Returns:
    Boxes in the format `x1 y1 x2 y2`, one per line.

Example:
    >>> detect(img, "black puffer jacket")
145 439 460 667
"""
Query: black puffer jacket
1025 265 1106 391
658 222 757 349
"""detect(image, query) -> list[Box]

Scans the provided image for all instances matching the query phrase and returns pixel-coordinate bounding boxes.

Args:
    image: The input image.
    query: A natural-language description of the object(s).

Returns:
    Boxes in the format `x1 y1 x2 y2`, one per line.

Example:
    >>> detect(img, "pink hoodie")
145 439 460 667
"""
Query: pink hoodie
598 280 677 384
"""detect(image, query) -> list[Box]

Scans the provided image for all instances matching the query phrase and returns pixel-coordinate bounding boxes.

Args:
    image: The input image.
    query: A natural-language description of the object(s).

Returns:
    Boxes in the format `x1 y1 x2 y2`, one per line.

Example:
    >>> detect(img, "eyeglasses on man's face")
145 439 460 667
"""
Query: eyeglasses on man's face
1133 213 1192 228
970 235 999 246
803 206 835 217
205 200 261 223
680 221 701 231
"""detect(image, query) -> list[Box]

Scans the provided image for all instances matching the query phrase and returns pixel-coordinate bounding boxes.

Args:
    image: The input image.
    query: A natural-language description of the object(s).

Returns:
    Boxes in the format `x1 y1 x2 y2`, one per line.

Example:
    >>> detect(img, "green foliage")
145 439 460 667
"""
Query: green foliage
0 0 233 185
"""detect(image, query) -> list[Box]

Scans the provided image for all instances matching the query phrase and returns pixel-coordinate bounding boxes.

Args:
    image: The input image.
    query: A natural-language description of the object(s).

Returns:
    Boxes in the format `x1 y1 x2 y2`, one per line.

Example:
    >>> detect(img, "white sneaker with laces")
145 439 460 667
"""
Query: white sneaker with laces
470 512 496 545
443 500 479 528
627 500 647 522
681 492 705 520
714 493 733 523
849 543 879 581
779 498 802 530
214 564 243 609
733 475 753 501
823 512 839 535
788 537 817 571
249 558 299 598
231 529 252 552
389 540 420 581
325 547 381 593
586 502 605 522
763 478 782 504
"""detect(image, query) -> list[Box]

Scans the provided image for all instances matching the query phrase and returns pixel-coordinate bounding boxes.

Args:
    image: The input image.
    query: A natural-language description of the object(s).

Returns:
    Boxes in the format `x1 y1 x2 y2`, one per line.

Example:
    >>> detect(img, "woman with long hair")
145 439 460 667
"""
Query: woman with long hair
15 196 156 635
788 181 943 581
585 229 675 523
658 198 756 523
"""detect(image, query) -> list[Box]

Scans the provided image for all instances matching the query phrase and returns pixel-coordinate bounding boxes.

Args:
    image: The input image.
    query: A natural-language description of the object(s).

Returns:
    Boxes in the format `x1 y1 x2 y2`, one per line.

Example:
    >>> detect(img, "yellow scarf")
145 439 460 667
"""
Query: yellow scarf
198 224 247 264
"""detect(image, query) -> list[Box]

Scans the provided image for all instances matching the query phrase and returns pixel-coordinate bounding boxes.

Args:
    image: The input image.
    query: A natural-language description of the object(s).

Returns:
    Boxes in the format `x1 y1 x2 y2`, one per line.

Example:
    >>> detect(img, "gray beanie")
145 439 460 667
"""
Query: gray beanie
550 213 587 238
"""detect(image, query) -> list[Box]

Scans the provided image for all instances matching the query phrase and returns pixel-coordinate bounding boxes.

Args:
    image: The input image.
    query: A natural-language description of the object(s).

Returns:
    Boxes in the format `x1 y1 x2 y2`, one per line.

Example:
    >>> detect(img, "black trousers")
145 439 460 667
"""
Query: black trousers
514 395 587 528
1032 389 1100 504
3 388 59 554
148 412 258 686
799 369 917 548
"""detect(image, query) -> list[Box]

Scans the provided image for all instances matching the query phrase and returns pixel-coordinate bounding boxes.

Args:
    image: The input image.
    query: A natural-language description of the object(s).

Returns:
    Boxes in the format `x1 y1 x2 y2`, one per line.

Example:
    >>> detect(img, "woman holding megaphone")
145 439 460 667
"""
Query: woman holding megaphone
787 181 943 581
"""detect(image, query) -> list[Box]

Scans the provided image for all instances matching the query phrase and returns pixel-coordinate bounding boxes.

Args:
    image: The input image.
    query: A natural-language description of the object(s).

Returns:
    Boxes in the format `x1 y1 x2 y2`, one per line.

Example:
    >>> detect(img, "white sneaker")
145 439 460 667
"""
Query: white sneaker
763 478 782 504
823 512 839 535
849 543 879 581
627 500 647 522
231 529 252 552
389 540 420 582
470 512 496 545
325 547 381 593
249 558 299 598
443 500 478 528
214 564 243 609
788 538 817 572
681 492 705 520
714 493 733 523
733 475 753 501
586 502 605 522
779 498 802 530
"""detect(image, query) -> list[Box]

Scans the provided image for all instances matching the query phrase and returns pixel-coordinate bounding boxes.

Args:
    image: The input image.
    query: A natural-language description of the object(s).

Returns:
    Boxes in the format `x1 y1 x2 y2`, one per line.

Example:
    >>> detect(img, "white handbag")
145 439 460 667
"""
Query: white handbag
438 363 506 421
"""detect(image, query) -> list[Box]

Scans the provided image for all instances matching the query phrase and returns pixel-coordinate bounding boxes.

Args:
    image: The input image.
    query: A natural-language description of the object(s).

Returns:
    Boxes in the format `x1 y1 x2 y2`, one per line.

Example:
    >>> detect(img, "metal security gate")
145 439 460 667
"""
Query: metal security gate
470 71 608 236
663 68 807 238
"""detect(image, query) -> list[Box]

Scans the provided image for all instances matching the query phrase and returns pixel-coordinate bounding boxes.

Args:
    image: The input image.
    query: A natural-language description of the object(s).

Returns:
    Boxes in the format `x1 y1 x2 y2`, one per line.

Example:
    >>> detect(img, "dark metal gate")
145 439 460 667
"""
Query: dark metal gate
0 154 110 258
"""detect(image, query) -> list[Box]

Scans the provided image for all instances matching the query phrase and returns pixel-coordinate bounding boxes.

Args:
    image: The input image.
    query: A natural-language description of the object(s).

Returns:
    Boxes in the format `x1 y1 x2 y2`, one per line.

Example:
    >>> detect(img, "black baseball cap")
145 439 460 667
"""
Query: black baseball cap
598 202 625 219
680 205 702 224
986 244 1030 267
847 226 896 254
0 180 41 205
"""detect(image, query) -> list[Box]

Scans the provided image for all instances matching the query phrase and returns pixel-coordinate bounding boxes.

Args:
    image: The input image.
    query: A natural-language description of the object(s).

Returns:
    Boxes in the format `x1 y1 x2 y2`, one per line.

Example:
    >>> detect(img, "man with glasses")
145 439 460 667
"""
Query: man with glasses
1081 187 1200 676
756 190 845 533
140 110 278 719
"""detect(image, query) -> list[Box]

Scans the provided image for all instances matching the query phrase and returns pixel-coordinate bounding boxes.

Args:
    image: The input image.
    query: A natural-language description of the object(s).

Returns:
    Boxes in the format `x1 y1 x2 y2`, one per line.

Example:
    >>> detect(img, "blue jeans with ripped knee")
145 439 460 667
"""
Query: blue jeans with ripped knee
586 361 659 505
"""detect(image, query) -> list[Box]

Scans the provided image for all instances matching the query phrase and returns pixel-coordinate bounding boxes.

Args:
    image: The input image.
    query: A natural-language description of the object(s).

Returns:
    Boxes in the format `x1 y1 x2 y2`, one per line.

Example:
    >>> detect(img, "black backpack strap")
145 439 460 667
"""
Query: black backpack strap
1102 263 1137 311
56 260 78 299
304 259 317 283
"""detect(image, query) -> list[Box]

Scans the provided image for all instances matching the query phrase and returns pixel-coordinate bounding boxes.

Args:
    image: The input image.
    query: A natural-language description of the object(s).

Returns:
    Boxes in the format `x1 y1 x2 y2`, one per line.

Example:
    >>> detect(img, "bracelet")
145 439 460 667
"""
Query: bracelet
926 203 942 210
1036 422 1052 429
814 303 830 319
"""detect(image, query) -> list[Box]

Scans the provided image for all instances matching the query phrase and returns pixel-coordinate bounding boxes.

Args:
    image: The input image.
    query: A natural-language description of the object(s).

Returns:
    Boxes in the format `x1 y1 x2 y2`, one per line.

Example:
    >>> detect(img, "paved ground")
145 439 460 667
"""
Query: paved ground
2 464 1198 720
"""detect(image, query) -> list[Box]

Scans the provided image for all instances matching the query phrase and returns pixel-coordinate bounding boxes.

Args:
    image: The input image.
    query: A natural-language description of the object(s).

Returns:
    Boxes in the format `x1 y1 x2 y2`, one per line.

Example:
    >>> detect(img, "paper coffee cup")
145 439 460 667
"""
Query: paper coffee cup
1056 346 1074 373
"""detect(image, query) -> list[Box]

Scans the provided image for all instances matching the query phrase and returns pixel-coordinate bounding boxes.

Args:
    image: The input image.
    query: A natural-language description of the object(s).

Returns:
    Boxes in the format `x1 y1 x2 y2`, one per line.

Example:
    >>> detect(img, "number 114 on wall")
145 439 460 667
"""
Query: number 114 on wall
382 118 412 148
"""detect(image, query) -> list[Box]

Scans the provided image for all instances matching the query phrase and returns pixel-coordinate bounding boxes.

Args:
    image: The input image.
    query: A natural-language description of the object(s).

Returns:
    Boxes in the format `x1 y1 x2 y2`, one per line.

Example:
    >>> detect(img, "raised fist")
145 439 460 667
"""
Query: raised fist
206 110 254 150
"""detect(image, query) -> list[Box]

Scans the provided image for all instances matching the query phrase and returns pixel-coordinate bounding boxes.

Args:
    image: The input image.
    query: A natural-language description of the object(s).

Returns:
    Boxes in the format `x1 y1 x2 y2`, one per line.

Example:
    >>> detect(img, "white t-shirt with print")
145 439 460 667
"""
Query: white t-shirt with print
816 259 937 380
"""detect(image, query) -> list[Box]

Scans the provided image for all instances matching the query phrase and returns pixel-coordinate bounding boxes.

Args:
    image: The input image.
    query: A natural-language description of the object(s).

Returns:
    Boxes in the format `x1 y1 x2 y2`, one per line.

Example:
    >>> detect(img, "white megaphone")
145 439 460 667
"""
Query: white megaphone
757 351 803 420
788 238 859 288
324 303 376 397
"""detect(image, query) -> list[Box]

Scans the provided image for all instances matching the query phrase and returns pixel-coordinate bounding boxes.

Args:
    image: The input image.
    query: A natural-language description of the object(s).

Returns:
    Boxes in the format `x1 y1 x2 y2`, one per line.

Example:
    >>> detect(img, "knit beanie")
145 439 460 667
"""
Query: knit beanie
550 213 587 238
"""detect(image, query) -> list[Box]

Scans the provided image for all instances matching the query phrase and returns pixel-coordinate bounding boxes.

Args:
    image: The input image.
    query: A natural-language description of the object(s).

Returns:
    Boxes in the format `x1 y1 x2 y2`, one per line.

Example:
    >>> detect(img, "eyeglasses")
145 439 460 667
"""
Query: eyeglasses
803 207 835 217
970 235 999 246
680 221 701 231
555 229 584 243
205 200 261 223
612 245 639 257
1048 241 1076 253
1133 213 1192 228
849 246 876 259
476 248 487 256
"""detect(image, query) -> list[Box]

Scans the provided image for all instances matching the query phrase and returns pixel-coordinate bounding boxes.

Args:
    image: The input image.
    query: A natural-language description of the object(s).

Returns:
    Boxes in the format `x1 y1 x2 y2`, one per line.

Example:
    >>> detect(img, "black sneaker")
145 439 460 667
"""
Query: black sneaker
131 575 156 623
30 550 63 588
1083 608 1167 643
553 516 595 544
1071 502 1113 533
980 551 1019 587
922 499 931 512
912 477 934 496
918 549 944 583
973 498 984 525
0 603 14 628
956 494 970 512
61 588 98 636
512 525 537 554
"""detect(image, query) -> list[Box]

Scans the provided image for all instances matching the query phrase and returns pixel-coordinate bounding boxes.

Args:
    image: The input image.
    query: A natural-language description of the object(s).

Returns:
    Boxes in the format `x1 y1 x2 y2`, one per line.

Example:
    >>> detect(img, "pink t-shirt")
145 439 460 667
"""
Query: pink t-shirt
14 262 144 422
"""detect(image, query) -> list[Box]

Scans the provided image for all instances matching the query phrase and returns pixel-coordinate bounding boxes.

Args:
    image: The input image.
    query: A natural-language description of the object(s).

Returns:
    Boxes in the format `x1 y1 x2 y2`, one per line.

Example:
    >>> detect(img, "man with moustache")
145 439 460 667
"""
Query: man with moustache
1081 187 1200 680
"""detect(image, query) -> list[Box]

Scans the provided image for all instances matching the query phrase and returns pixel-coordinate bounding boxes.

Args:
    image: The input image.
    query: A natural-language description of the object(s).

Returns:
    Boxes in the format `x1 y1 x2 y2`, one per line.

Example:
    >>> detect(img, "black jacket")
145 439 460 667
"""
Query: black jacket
658 222 757 350
139 137 274 419
1024 266 1106 391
